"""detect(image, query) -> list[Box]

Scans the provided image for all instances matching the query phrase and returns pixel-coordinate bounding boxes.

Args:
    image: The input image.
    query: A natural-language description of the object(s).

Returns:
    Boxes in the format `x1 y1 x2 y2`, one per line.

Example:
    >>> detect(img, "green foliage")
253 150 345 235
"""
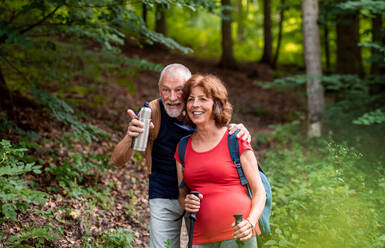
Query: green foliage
166 7 221 58
142 0 217 10
360 41 385 68
359 42 385 57
258 74 385 130
258 74 370 92
353 109 385 125
336 0 385 71
125 189 138 219
259 121 384 248
0 0 189 108
338 0 385 14
31 89 109 143
6 225 60 248
102 228 135 248
257 74 308 89
164 239 174 248
166 1 303 63
95 228 135 248
0 140 47 222
46 151 112 190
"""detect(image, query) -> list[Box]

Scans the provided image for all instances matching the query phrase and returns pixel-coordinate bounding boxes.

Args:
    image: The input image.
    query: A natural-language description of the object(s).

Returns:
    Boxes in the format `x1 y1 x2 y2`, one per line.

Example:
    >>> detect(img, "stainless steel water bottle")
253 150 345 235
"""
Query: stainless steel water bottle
132 102 151 152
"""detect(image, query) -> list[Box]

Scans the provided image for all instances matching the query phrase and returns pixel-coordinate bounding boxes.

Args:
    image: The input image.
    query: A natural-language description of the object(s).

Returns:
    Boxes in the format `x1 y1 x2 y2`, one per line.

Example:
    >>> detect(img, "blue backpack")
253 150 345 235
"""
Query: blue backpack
177 130 272 235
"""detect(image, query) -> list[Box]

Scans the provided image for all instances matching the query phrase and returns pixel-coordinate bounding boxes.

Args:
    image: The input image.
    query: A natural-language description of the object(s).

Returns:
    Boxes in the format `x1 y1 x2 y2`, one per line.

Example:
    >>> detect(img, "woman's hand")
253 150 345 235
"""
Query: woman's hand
184 193 203 213
232 219 255 241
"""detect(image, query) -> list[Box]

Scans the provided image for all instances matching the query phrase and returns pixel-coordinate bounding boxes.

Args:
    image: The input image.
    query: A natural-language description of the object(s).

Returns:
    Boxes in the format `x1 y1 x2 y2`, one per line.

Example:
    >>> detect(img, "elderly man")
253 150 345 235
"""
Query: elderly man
111 64 250 248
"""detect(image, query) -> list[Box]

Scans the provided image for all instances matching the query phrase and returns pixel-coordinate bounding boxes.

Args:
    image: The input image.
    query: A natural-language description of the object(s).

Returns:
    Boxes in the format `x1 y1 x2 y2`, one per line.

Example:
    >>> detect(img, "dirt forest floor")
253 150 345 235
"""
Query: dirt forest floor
1 43 304 247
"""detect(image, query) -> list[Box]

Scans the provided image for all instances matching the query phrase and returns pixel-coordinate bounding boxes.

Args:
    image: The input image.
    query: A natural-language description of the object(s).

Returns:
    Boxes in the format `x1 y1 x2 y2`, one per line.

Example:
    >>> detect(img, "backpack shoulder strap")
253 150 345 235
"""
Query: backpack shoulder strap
177 134 191 189
228 130 248 186
178 134 191 168
228 130 252 198
228 130 272 235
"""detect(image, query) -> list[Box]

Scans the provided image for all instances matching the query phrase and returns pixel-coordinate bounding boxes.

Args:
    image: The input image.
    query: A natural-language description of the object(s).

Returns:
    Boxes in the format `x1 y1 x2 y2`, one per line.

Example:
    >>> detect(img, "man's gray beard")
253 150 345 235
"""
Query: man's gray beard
165 107 182 118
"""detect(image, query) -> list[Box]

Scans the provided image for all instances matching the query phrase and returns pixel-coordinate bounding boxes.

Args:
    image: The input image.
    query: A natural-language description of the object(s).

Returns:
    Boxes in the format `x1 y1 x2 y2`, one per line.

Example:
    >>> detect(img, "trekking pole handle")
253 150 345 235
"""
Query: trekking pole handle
233 214 243 225
189 191 200 221
233 214 244 247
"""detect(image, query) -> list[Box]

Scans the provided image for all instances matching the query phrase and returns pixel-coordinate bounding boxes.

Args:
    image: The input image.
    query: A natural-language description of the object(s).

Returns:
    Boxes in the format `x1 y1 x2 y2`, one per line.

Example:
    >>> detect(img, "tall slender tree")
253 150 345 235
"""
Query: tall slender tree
236 0 245 42
155 3 167 36
302 0 325 138
319 0 332 74
219 0 237 69
142 2 148 26
336 3 363 75
0 67 11 106
370 13 383 75
273 0 286 67
260 0 273 65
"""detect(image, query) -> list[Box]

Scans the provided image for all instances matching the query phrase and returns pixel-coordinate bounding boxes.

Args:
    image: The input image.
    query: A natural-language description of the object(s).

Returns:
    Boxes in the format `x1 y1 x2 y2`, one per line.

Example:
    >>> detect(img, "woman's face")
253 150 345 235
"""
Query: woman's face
186 86 214 126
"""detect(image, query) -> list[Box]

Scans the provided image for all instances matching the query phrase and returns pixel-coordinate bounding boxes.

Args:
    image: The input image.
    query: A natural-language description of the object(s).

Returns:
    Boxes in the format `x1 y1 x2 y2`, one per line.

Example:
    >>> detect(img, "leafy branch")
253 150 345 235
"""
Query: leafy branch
19 5 63 34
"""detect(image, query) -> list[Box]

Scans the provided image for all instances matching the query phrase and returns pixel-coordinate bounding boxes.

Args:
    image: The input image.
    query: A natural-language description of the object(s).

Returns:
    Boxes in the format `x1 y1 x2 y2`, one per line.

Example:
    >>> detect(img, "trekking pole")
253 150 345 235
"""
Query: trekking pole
188 191 200 248
233 214 243 248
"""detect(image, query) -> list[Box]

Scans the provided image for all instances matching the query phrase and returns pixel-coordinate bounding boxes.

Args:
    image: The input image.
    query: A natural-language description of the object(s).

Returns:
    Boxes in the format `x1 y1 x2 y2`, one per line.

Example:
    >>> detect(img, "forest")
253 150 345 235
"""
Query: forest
0 0 384 247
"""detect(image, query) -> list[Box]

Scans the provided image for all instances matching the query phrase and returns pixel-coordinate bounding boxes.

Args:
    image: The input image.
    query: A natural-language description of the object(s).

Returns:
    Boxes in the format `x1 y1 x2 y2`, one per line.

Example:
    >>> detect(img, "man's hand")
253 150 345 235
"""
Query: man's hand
126 109 154 137
228 123 251 143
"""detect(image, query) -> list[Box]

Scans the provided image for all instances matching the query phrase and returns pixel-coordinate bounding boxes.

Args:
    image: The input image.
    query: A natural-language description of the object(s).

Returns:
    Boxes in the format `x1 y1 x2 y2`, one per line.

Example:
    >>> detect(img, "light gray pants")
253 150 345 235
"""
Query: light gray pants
150 198 185 248
192 237 257 248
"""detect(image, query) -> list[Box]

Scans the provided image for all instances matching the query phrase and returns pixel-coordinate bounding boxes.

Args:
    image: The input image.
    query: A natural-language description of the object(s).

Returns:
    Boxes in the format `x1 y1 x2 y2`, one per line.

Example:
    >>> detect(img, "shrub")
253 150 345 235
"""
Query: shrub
259 122 384 248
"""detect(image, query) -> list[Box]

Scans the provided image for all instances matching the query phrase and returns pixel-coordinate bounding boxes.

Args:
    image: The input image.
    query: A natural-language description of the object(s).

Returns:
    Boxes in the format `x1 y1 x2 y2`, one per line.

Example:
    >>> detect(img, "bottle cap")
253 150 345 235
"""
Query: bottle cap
139 102 151 119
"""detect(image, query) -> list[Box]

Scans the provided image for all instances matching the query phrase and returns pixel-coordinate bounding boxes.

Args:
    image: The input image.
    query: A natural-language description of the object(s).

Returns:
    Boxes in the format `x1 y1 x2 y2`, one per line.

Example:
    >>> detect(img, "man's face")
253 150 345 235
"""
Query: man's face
159 73 185 118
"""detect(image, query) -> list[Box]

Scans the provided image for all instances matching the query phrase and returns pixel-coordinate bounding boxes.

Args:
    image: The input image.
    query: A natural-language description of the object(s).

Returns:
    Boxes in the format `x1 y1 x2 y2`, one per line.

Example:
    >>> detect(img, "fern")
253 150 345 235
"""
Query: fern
6 225 60 247
0 140 47 221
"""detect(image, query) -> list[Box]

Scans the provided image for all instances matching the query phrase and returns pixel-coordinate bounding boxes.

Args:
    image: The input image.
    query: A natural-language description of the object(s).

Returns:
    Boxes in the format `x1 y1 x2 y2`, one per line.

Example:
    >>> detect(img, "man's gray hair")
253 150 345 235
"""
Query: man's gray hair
158 64 192 86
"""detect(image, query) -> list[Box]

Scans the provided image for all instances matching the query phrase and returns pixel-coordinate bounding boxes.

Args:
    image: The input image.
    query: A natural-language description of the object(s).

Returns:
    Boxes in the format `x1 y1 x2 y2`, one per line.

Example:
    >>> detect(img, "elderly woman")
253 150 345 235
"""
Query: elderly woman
174 74 266 247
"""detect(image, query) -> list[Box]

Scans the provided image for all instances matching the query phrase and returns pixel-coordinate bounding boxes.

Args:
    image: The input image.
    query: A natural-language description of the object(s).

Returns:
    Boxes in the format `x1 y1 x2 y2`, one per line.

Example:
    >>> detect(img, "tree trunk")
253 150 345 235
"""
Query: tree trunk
369 13 385 95
302 0 325 138
323 20 331 74
0 66 12 109
219 0 237 69
336 9 364 75
260 0 272 65
237 0 245 42
370 13 383 74
321 0 331 74
273 0 286 68
142 2 147 26
155 4 167 36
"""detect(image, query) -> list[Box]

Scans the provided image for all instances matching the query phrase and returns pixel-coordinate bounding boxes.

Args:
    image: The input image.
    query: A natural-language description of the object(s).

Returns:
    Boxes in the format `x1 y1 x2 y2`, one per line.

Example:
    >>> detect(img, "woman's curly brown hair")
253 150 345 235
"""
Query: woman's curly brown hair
182 74 232 128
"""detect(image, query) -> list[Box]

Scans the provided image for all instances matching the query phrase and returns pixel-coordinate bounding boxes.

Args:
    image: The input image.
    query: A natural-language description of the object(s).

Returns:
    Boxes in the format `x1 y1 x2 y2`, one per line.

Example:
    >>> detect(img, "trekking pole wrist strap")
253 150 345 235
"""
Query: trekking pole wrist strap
245 218 256 235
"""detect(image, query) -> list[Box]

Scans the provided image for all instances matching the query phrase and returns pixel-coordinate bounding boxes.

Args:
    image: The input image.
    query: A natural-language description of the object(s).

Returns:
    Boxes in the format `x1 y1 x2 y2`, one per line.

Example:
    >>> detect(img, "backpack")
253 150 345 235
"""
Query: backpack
177 130 272 235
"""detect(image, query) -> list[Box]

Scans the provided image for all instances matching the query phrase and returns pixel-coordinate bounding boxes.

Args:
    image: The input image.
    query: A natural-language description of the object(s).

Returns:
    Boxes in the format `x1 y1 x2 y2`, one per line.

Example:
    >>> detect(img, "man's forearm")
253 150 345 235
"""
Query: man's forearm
111 135 134 166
